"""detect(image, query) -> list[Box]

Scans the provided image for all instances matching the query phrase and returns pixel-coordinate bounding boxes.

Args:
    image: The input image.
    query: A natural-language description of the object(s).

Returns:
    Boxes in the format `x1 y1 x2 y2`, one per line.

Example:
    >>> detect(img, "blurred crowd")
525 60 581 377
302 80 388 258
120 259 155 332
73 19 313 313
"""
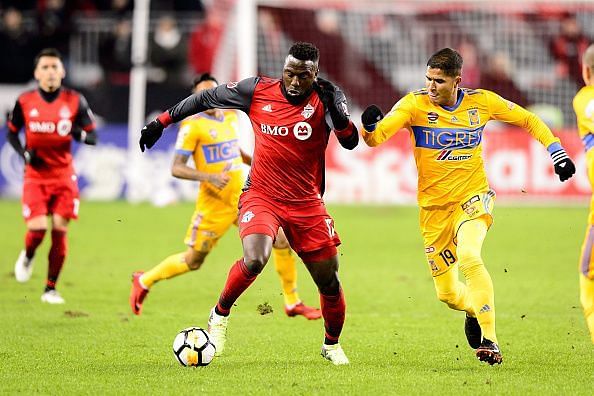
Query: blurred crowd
0 2 591 125
0 0 207 85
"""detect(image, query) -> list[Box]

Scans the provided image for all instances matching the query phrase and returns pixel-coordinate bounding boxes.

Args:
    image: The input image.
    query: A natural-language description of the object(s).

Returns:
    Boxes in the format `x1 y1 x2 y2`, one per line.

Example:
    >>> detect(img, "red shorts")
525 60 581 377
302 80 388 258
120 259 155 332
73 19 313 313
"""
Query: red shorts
238 190 341 257
22 177 80 221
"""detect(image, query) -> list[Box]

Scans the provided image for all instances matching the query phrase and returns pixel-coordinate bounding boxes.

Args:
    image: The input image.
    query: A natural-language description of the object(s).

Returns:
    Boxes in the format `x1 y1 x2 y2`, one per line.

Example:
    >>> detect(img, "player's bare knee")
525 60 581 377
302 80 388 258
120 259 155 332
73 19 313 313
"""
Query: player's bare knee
316 274 340 296
244 256 268 274
186 251 207 270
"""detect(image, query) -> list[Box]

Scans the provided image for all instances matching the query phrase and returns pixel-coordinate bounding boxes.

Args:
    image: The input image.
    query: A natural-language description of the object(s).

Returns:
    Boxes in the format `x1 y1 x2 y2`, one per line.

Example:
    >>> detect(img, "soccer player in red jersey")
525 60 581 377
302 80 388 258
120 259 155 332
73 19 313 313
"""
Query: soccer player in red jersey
7 48 97 304
139 42 358 364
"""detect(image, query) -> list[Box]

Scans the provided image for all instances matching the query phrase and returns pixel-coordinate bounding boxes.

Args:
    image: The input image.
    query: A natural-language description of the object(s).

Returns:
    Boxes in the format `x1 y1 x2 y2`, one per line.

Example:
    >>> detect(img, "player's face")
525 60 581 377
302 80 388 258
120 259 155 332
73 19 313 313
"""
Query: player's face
425 67 460 107
34 56 65 92
193 80 219 116
282 55 318 98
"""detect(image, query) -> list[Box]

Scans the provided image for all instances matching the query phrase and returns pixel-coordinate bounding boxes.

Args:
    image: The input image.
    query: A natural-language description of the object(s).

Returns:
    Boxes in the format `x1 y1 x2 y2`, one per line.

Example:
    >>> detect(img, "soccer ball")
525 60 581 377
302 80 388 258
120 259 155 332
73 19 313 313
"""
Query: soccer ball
172 327 216 367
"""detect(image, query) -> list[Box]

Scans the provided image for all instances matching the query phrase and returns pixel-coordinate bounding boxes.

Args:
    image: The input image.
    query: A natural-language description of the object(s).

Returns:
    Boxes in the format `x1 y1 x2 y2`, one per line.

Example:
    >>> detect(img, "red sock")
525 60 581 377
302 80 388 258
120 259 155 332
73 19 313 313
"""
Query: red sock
216 258 258 315
320 288 346 344
25 229 46 258
47 229 67 289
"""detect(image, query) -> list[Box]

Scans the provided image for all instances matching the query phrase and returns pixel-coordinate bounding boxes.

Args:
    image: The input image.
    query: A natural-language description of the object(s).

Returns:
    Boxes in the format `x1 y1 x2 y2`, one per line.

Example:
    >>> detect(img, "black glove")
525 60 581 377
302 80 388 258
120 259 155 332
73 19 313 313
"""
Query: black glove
314 77 349 130
71 127 97 145
314 77 336 107
23 149 43 167
550 148 576 182
139 119 164 152
361 104 384 132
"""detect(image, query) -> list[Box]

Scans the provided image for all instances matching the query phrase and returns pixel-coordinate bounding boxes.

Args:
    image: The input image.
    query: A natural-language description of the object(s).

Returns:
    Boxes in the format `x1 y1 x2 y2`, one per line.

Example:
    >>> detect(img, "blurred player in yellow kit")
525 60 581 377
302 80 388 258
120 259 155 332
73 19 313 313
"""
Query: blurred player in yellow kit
361 48 576 364
573 43 594 343
129 74 321 320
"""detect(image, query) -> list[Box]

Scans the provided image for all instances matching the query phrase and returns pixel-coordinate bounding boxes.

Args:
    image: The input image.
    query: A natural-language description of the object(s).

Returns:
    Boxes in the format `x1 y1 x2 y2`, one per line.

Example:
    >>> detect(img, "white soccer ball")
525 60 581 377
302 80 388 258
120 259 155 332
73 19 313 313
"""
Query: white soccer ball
172 327 216 367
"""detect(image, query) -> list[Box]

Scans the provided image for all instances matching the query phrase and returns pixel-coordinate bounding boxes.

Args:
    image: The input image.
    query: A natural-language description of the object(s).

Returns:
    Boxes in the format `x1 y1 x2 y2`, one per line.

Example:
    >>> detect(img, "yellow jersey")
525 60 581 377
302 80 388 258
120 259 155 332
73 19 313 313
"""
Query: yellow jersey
363 88 560 207
573 85 594 152
175 110 245 208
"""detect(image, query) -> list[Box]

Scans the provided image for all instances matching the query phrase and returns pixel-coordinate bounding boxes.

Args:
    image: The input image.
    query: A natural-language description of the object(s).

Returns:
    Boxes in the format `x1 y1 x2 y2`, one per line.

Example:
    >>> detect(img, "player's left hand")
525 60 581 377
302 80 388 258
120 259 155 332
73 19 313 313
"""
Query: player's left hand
71 126 97 145
139 119 164 152
314 77 337 107
551 148 576 182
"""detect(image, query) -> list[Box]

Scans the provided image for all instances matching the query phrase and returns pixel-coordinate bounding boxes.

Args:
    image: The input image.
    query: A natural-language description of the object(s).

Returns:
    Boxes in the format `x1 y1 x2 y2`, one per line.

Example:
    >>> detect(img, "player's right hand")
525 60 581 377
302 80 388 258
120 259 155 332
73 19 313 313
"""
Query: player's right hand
139 119 164 152
361 105 384 132
23 149 43 167
207 173 231 189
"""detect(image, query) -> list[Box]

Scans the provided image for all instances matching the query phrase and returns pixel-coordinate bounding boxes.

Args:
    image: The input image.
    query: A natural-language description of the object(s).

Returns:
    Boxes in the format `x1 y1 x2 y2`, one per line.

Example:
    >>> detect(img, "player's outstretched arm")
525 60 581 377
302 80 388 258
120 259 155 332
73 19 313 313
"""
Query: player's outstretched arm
314 77 359 150
547 142 576 182
140 78 259 152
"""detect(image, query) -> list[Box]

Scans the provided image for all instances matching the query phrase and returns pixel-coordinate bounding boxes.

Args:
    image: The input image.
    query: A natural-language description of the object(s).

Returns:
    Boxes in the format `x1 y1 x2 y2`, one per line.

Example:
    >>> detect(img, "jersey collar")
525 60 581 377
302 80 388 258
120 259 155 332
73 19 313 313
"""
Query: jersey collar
439 89 464 112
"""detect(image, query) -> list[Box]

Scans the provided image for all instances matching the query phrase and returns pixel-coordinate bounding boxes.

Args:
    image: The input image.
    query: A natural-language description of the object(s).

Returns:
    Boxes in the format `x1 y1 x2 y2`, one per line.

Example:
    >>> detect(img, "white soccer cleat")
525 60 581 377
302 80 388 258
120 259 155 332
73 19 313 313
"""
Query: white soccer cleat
41 290 65 304
14 250 34 283
207 307 229 357
321 343 350 365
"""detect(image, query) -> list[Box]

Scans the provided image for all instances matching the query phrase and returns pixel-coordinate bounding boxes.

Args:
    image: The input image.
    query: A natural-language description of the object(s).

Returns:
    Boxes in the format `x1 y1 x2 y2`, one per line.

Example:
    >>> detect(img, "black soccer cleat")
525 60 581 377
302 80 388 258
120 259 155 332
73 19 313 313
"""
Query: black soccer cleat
465 314 482 349
475 338 503 365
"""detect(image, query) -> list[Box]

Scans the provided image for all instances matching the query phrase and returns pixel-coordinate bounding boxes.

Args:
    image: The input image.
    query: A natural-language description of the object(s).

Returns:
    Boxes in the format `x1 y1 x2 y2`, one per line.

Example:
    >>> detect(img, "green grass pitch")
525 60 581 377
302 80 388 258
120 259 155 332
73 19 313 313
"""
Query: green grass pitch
0 200 592 395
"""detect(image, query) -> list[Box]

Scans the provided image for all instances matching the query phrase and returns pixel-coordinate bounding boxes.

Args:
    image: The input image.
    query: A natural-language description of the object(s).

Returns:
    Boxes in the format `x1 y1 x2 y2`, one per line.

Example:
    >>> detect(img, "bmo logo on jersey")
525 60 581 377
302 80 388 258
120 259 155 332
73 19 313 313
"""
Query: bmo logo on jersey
260 122 313 141
293 122 312 141
261 124 289 136
28 119 72 136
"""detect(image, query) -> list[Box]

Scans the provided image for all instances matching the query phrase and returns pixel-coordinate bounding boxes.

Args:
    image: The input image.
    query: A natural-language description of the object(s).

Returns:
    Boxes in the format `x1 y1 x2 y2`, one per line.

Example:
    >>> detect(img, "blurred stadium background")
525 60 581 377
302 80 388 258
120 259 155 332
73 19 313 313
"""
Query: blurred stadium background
0 0 592 204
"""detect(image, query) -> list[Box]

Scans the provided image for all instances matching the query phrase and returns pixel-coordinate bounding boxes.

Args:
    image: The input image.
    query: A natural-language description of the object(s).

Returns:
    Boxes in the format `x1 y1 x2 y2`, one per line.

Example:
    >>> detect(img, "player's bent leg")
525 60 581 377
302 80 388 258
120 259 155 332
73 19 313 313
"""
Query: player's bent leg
210 234 273 356
579 224 594 343
457 218 501 364
303 249 349 365
42 215 69 304
433 266 481 349
273 229 322 320
579 274 594 343
15 216 48 283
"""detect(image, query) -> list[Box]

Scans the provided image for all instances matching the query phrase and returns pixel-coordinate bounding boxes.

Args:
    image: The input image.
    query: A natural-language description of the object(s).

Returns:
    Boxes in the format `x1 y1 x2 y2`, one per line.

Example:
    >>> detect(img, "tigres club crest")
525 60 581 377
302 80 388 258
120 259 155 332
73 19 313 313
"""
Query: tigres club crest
468 108 480 126
301 103 315 119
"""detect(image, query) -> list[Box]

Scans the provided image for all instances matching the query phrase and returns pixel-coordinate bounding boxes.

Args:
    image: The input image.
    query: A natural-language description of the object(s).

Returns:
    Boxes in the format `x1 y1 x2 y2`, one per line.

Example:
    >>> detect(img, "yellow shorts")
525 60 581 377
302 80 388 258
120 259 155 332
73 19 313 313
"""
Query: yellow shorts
420 189 495 277
184 200 238 253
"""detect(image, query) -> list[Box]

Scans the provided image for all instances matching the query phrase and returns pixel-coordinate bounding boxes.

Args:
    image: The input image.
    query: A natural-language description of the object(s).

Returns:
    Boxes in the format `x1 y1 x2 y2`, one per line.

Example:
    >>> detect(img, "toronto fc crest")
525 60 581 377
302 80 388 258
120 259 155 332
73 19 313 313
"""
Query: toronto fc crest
301 103 315 119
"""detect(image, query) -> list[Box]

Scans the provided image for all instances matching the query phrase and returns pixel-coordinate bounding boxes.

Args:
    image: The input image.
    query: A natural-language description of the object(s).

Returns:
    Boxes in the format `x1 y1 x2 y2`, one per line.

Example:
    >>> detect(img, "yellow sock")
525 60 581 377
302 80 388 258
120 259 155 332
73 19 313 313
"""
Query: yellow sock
433 265 475 316
272 247 300 306
457 219 497 343
140 253 188 288
580 275 594 344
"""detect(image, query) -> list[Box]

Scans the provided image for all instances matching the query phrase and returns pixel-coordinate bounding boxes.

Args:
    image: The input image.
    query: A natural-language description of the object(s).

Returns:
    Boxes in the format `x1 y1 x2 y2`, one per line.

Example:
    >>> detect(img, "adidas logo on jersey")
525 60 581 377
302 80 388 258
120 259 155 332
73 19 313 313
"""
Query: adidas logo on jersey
262 104 272 112
29 108 39 117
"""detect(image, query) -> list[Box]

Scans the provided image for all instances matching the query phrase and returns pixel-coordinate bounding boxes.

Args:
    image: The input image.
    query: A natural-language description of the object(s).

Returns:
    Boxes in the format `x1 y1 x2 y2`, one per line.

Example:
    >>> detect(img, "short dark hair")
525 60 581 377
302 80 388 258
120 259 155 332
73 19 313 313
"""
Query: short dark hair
288 42 319 63
427 48 463 77
34 48 62 68
192 73 218 88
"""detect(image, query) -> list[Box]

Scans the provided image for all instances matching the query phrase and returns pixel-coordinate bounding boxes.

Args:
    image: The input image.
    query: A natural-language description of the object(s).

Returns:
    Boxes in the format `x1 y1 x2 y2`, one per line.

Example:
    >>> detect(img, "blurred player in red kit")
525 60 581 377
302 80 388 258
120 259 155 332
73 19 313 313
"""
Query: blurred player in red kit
139 42 358 364
7 48 98 304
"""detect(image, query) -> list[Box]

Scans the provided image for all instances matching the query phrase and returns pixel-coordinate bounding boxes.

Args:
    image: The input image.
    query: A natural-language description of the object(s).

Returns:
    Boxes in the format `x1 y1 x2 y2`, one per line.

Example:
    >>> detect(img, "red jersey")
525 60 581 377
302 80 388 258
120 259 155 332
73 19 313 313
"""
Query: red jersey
8 88 96 180
165 77 358 203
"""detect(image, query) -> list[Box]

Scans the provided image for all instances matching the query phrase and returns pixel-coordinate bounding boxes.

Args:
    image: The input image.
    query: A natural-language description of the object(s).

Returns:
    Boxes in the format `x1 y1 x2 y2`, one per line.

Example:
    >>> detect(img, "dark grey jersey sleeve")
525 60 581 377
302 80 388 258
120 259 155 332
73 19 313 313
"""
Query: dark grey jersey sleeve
168 77 259 123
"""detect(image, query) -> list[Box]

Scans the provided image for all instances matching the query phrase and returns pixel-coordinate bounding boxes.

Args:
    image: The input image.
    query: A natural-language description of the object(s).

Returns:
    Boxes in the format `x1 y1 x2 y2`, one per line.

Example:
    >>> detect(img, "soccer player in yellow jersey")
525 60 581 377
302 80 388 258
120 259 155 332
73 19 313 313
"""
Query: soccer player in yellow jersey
573 44 594 344
361 48 576 365
129 74 321 320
